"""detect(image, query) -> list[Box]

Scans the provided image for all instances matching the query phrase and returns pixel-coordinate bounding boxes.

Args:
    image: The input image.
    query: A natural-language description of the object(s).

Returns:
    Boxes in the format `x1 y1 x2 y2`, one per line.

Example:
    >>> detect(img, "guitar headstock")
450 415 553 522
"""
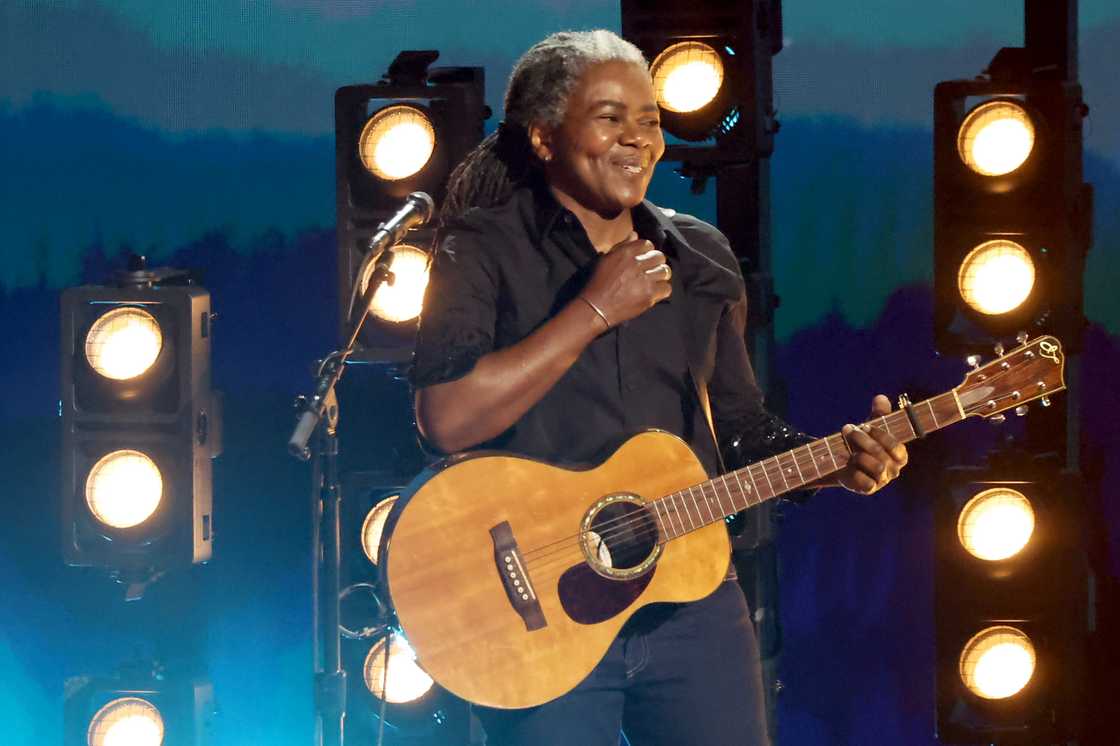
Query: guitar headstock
955 336 1066 419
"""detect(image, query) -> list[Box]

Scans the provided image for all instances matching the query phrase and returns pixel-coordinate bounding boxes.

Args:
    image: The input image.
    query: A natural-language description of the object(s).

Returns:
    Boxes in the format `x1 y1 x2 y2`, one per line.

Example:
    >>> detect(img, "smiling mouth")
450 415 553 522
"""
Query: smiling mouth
614 154 652 175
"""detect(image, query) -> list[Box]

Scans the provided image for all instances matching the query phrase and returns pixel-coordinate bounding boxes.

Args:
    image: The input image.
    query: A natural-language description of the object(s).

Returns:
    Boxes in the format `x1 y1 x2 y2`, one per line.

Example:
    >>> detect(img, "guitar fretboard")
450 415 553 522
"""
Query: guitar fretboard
649 392 964 541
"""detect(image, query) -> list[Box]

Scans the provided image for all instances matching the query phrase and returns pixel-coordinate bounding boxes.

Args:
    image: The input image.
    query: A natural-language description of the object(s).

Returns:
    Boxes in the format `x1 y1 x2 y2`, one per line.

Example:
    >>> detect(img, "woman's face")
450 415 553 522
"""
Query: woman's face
533 60 665 217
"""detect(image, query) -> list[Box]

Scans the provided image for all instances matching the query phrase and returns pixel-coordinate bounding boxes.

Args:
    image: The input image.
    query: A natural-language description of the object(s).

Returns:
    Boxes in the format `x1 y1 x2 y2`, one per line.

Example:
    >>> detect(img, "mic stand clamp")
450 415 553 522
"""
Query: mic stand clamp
289 246 398 746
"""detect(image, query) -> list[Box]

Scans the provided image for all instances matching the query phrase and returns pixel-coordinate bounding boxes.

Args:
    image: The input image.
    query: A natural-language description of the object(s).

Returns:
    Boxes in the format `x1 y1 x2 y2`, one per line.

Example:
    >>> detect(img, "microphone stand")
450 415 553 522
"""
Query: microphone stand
289 245 400 746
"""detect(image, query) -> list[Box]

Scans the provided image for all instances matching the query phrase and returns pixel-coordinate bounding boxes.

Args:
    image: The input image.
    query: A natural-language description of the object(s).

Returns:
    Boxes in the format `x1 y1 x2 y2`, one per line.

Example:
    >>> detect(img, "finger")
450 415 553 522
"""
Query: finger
644 263 672 280
863 423 908 467
634 246 666 268
608 231 641 254
869 394 891 417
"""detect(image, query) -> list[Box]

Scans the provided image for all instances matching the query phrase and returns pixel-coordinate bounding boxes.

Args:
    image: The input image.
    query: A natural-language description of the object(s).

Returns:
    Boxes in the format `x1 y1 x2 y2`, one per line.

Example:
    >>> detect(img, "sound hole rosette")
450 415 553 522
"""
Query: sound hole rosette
579 493 662 580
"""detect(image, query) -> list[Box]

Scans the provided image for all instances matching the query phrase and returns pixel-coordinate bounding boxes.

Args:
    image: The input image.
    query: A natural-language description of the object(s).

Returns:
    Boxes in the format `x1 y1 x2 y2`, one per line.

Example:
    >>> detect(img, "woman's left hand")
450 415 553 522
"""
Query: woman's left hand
836 394 909 495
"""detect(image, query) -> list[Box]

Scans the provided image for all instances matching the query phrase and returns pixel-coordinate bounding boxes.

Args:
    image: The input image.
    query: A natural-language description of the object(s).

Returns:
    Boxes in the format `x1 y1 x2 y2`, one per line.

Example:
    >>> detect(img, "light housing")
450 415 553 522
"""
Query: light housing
64 671 215 746
934 454 1089 744
335 51 488 363
61 279 219 582
933 61 1091 354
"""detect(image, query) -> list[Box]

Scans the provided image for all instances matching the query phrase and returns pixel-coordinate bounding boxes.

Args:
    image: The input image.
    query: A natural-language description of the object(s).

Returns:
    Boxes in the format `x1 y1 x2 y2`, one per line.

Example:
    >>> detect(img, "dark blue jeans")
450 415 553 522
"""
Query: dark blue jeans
474 580 770 746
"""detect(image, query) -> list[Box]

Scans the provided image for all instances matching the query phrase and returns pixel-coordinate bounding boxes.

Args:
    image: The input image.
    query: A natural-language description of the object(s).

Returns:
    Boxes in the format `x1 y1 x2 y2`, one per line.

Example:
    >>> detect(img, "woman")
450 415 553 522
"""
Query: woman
409 29 907 746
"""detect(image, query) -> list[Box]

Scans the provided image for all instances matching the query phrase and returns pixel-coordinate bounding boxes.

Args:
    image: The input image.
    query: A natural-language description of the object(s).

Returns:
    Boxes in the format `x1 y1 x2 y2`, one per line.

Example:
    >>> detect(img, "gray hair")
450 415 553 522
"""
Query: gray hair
504 29 648 129
441 29 648 221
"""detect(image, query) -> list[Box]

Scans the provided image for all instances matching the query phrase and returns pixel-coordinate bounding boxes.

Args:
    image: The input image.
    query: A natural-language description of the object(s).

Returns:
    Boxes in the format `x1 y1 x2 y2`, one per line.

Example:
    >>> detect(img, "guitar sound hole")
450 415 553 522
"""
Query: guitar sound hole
587 501 659 572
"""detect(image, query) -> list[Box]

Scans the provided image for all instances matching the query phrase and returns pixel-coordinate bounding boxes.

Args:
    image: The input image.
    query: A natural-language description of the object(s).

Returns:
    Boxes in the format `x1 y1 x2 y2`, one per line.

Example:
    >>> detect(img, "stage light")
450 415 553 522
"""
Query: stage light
336 50 488 362
957 100 1036 177
957 239 1036 316
957 487 1035 561
87 696 164 746
650 41 724 114
61 264 219 591
933 49 1091 353
66 669 215 746
85 450 163 530
363 633 434 704
85 307 163 381
360 245 431 324
360 495 398 566
959 626 1037 700
358 105 437 182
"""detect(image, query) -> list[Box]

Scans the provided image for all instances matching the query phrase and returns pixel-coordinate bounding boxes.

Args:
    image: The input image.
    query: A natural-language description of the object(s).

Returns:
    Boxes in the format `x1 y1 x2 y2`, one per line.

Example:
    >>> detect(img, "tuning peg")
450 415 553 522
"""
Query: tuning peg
966 354 981 369
1015 405 1029 417
1041 396 1051 407
898 393 912 409
994 342 1005 356
1016 331 1029 345
990 414 1006 424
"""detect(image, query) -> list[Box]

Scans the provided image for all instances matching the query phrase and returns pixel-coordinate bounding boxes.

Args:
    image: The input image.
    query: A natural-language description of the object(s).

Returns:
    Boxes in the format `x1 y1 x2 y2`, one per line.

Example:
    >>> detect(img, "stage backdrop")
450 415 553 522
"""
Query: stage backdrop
1 2 1117 744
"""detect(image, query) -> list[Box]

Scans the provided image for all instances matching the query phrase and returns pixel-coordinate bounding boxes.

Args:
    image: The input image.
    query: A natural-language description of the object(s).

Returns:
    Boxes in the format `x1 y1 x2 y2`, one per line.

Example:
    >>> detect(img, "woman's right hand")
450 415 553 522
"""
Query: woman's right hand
579 232 672 330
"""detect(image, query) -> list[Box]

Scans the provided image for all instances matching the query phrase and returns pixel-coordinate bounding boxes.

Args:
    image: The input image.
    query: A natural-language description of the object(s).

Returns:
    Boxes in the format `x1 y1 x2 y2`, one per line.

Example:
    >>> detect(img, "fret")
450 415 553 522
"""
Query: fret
878 415 890 437
677 492 696 530
772 456 790 491
652 499 672 540
791 448 807 484
733 469 753 508
698 481 716 521
926 399 939 427
806 443 822 480
756 461 776 496
713 475 731 516
665 494 683 536
824 436 840 470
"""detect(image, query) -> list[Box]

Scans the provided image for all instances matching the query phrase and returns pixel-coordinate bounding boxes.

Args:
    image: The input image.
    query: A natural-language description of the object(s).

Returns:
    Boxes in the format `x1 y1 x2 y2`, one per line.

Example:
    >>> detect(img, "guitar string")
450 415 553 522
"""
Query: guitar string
517 419 900 567
518 424 890 570
516 379 1024 579
520 406 935 577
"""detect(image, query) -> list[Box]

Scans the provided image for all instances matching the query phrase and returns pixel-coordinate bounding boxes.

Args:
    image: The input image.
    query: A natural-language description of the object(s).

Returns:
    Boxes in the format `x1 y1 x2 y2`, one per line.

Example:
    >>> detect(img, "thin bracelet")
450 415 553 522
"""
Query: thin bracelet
578 295 610 330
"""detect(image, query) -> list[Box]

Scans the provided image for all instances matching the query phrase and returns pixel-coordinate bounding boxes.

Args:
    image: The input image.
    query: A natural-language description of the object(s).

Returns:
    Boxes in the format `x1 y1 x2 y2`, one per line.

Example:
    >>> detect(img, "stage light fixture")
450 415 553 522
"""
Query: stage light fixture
959 626 1037 700
957 487 1035 562
61 263 220 592
65 667 215 746
650 41 724 114
360 495 398 566
336 50 488 362
622 0 781 148
85 449 164 530
957 239 1036 316
358 105 437 182
85 307 164 381
359 245 431 324
957 99 1036 177
933 49 1091 353
87 696 164 746
363 632 434 704
935 453 1089 744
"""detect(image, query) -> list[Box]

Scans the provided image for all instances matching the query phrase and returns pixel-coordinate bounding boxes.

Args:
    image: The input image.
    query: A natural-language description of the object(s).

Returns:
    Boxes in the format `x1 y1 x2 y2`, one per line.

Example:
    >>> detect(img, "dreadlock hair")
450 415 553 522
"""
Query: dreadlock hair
440 29 647 222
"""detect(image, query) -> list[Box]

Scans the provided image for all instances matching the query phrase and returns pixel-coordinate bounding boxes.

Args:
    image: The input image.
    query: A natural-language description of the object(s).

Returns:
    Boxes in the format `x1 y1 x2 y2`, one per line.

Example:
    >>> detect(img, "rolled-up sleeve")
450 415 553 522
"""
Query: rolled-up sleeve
409 226 500 389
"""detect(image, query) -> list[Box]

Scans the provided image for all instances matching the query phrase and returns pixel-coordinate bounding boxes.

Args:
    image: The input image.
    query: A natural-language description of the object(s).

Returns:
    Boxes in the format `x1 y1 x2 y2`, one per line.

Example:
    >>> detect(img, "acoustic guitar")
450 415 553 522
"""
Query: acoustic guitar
383 335 1067 709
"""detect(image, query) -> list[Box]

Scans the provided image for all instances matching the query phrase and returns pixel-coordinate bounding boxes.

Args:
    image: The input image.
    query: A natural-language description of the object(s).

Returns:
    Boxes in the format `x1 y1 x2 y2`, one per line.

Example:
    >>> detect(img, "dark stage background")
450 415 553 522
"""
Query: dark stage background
1 2 1118 744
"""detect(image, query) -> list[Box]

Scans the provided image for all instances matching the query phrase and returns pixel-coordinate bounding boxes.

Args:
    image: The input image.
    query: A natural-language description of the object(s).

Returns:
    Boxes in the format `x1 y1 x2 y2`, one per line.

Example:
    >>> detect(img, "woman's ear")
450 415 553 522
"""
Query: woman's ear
528 123 554 163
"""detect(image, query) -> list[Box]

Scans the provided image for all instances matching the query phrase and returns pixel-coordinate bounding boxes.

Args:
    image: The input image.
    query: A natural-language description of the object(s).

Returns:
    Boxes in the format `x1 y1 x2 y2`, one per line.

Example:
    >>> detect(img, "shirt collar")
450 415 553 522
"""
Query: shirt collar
519 179 682 259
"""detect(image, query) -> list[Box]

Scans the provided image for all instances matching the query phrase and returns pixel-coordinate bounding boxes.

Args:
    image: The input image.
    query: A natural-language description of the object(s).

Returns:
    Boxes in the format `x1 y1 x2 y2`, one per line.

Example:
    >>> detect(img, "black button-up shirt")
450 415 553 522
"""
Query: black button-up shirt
411 180 790 478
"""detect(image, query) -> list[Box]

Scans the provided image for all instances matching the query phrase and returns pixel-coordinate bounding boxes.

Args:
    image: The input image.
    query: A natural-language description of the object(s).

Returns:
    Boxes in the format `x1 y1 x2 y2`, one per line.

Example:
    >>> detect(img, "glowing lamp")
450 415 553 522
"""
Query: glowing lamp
957 239 1036 315
958 100 1036 177
360 495 398 565
85 450 164 529
959 626 1036 700
87 696 164 746
650 42 724 114
363 633 434 704
84 307 163 381
957 487 1035 561
361 245 431 323
359 105 437 181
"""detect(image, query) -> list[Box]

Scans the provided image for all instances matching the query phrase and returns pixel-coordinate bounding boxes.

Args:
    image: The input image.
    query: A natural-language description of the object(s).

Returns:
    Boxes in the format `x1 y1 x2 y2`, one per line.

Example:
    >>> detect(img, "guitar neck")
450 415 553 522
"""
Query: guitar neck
650 390 966 541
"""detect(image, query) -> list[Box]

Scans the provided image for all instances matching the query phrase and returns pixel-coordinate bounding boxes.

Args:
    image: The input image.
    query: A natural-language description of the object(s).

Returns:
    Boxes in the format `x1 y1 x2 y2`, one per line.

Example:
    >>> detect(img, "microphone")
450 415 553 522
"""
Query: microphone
366 192 435 257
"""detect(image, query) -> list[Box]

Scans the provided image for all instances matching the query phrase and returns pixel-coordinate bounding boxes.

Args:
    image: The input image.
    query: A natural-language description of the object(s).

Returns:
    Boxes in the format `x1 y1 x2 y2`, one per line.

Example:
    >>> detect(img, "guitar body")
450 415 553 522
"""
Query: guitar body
384 430 730 710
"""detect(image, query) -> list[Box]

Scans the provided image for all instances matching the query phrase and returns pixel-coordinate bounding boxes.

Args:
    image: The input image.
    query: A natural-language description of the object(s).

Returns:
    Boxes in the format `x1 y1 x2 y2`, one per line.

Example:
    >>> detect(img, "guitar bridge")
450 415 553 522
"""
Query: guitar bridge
490 521 547 631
